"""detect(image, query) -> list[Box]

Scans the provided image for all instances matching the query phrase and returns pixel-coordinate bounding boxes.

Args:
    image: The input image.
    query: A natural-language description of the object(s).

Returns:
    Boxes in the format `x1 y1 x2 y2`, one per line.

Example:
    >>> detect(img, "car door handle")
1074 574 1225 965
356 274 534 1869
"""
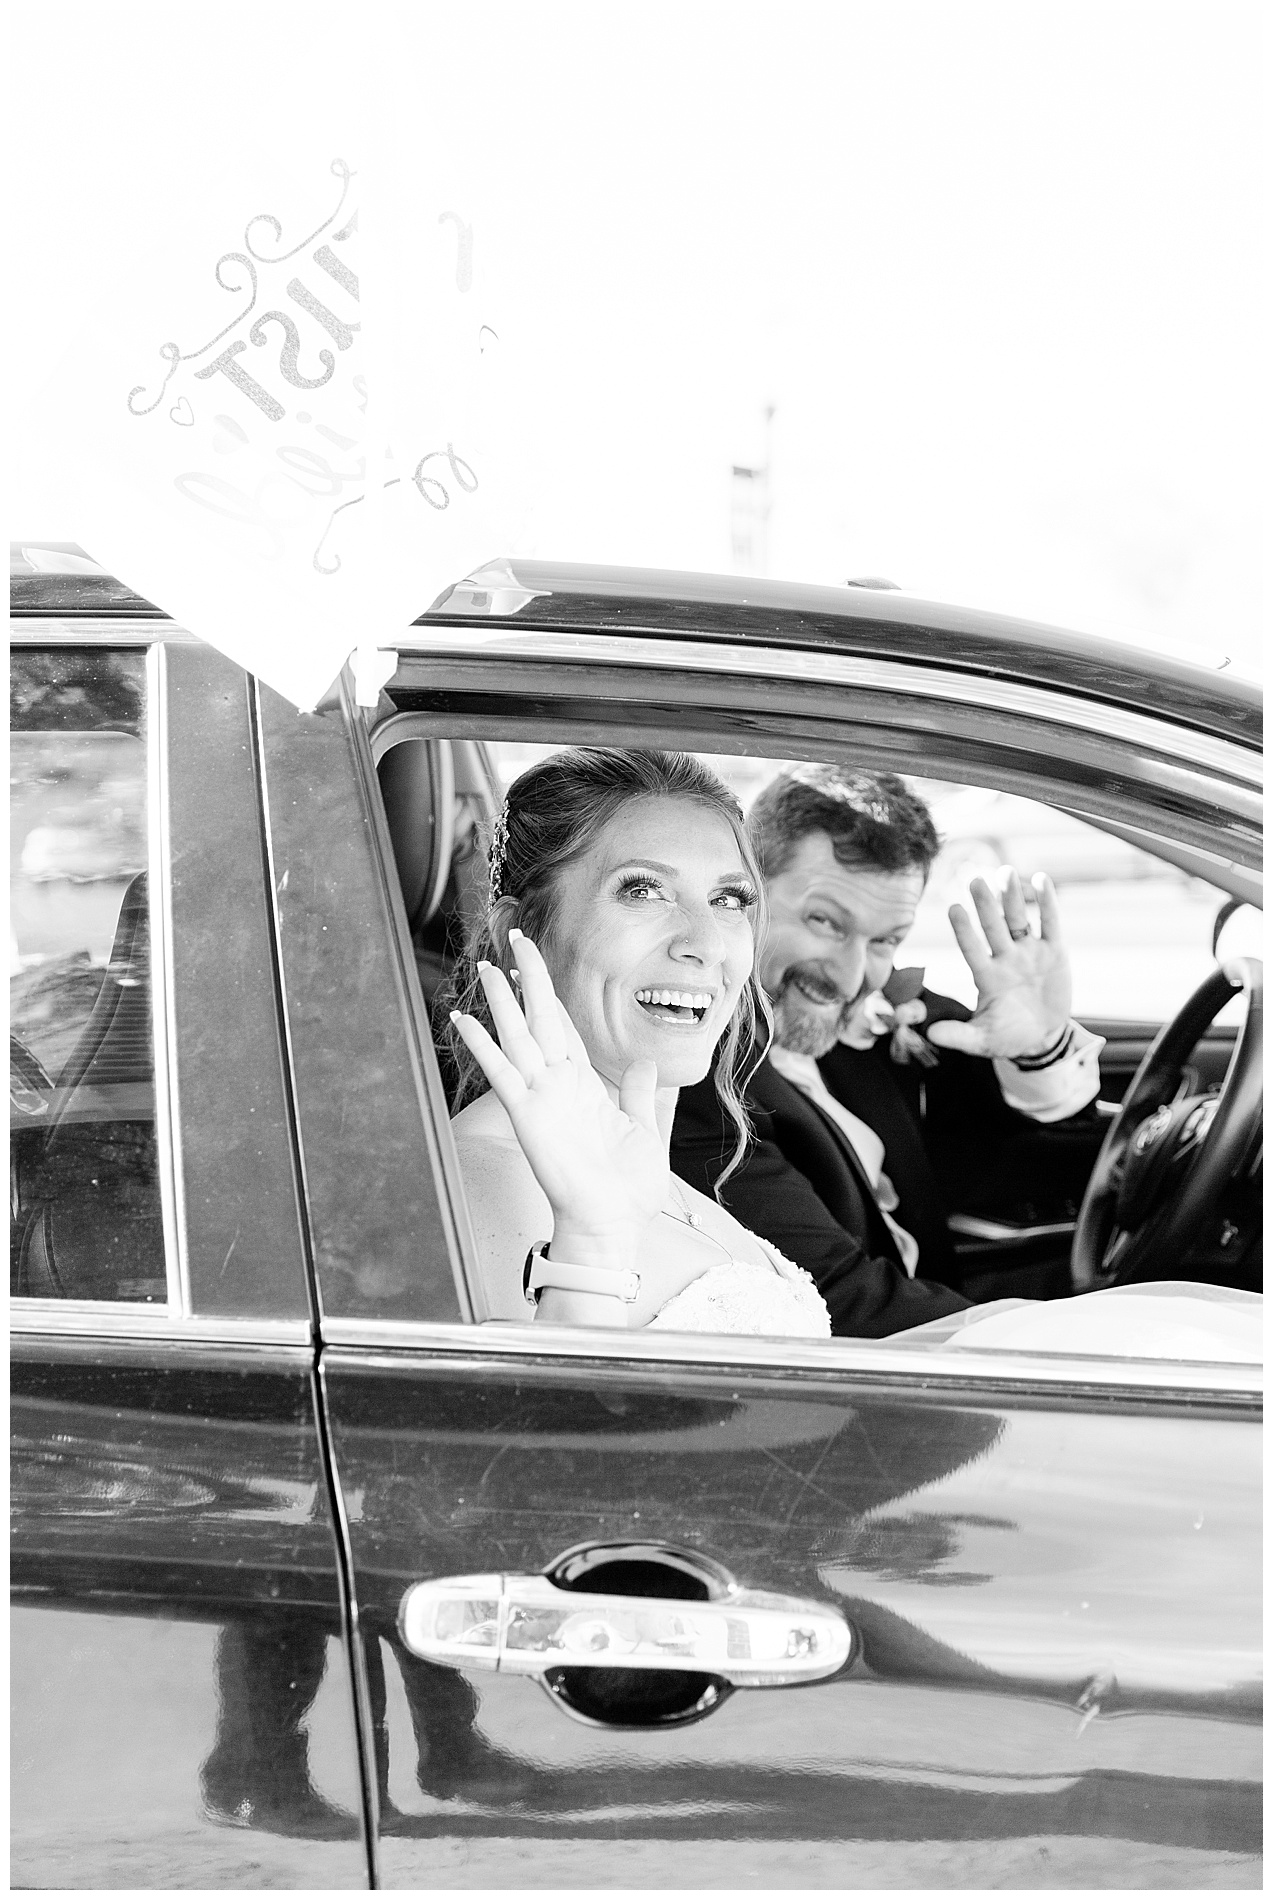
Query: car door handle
399 1573 853 1687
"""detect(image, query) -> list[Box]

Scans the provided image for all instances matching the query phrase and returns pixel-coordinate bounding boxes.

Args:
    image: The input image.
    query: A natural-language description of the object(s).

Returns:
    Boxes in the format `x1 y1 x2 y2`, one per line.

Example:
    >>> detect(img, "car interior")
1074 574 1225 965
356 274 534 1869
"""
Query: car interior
372 730 1262 1311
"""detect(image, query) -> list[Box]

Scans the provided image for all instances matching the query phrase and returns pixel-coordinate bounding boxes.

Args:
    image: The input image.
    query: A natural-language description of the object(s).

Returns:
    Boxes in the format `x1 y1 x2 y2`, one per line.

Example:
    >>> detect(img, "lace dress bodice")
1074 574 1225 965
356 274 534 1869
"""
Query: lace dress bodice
649 1246 832 1338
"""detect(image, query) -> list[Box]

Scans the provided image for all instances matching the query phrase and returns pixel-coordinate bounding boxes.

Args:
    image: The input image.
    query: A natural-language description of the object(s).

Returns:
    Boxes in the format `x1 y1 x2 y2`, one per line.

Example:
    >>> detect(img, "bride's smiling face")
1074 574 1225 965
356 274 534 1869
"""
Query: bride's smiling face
544 795 758 1090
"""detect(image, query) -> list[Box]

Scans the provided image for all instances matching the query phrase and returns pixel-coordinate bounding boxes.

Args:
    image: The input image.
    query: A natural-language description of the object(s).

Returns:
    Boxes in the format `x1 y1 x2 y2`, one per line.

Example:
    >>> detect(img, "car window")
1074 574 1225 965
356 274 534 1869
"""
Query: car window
10 650 170 1305
486 752 1239 1023
366 730 1258 1356
901 786 1240 1024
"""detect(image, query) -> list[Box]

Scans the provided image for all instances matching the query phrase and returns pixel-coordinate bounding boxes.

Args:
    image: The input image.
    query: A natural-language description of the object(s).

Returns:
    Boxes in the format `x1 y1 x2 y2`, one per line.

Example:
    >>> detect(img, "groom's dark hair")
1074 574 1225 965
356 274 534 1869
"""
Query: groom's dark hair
748 765 941 881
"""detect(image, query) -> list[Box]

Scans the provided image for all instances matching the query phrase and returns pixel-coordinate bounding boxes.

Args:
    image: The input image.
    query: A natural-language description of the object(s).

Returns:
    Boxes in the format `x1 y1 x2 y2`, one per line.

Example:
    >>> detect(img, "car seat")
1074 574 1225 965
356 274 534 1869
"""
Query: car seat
377 739 498 1105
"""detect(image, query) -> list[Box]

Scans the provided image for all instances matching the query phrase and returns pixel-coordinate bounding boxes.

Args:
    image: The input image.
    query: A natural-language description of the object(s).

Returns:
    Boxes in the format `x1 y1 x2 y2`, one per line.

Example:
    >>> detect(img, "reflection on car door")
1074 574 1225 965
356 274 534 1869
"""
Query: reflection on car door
11 1338 369 1888
318 1342 1259 1890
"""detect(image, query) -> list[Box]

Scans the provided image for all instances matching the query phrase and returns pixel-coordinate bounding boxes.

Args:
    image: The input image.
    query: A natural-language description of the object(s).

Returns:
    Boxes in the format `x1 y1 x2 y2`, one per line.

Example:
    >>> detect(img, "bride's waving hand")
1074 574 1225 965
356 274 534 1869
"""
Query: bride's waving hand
450 930 668 1273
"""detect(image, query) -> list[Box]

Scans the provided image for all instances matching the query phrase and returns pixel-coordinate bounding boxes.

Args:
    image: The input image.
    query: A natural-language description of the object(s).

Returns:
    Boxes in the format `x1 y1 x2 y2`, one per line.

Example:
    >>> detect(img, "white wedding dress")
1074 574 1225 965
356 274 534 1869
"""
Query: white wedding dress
649 1245 832 1338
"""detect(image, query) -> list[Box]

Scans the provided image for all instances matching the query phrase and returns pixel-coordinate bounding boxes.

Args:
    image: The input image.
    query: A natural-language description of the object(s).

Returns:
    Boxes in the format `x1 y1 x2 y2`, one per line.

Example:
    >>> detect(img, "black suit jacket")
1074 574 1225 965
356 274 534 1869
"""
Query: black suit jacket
671 1060 970 1340
817 984 1106 1281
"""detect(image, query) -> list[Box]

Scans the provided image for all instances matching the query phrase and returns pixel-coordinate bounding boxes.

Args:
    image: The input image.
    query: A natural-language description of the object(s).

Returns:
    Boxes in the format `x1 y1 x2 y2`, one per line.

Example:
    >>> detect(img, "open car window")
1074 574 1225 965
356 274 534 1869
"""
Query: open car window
368 726 1260 1374
487 750 1241 1022
902 787 1243 1025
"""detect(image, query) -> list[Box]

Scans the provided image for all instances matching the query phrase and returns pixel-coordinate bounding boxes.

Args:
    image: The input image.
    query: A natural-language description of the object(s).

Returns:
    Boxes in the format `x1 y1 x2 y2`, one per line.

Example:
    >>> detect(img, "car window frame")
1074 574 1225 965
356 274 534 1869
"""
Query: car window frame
381 629 1260 874
9 629 315 1347
255 669 480 1330
349 633 1261 1399
10 639 185 1328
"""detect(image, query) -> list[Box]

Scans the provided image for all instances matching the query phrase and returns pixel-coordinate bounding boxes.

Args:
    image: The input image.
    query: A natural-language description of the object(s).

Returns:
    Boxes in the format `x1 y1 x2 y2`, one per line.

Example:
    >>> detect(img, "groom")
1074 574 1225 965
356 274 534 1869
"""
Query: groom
671 766 1106 1336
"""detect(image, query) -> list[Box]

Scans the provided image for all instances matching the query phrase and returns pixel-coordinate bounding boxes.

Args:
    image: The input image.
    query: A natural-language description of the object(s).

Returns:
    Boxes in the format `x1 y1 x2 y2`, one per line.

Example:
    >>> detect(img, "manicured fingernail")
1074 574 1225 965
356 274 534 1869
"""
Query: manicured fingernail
509 927 524 942
449 1009 463 1021
477 959 491 972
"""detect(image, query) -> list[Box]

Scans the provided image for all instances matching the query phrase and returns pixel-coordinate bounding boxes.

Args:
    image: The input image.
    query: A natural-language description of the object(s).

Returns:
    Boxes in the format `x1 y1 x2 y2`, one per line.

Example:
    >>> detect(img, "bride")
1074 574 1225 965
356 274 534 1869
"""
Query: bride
445 747 832 1335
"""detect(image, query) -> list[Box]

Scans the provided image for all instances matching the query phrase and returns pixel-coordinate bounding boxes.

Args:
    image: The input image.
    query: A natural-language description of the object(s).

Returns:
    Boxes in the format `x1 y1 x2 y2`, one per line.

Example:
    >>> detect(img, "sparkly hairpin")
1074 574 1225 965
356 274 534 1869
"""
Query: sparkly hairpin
487 799 510 905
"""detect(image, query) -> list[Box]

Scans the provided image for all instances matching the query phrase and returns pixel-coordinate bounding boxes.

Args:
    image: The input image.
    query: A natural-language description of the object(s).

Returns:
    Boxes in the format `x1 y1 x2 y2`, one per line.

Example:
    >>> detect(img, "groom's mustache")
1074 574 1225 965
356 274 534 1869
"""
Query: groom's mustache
774 964 868 1015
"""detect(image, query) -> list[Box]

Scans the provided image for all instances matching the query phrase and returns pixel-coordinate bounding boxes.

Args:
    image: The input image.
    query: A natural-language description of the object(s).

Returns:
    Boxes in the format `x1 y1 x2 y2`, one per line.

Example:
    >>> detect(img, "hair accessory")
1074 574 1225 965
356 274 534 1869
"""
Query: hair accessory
487 799 510 905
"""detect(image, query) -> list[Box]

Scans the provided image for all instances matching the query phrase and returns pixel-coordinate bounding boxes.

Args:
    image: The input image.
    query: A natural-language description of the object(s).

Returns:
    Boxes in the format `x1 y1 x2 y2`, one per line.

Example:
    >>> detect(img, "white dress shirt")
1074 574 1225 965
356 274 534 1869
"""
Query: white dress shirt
992 1024 1104 1121
769 1045 922 1276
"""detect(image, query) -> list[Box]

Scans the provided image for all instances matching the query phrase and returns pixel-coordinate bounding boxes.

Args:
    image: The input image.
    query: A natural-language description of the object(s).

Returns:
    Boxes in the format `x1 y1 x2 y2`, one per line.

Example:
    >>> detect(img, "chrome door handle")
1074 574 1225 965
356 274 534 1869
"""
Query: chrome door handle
399 1573 852 1687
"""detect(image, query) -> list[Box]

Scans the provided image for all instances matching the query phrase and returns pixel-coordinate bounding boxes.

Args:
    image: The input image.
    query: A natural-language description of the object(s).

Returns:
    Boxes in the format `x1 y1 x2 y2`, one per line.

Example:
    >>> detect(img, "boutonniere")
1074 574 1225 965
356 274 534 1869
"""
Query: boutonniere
887 997 940 1067
840 970 940 1066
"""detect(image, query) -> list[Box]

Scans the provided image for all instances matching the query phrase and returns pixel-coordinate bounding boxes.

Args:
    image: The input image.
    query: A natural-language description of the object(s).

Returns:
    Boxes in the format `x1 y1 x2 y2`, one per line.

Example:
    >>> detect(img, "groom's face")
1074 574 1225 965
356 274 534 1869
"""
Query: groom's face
757 832 926 1058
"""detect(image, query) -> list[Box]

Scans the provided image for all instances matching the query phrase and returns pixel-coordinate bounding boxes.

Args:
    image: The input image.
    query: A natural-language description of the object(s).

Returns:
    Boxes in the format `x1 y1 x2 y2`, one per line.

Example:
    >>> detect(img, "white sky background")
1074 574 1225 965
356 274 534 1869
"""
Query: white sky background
10 0 1265 675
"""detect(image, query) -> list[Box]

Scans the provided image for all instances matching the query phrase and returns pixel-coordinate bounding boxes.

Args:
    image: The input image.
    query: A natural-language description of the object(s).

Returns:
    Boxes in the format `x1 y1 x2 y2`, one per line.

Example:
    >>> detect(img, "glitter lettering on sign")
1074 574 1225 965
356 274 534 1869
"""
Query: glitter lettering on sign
248 311 337 389
243 158 353 264
194 342 286 420
313 244 359 301
312 494 365 574
412 444 479 511
127 256 260 416
99 148 505 709
285 279 360 350
276 445 366 495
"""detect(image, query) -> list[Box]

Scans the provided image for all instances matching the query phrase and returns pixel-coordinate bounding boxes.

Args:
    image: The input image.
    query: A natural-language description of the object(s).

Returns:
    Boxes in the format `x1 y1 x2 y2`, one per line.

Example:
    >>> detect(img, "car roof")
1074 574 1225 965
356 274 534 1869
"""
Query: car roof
11 542 1261 747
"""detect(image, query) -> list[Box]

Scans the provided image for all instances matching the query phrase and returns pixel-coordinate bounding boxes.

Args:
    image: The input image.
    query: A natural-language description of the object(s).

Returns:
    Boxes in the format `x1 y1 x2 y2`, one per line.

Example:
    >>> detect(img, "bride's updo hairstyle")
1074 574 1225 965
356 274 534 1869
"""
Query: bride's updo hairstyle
441 747 772 1187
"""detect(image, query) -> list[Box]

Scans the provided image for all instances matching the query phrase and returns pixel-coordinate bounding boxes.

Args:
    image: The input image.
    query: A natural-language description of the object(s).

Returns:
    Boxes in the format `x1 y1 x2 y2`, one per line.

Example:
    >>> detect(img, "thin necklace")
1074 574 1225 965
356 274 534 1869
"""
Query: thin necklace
663 1178 703 1230
661 1181 734 1267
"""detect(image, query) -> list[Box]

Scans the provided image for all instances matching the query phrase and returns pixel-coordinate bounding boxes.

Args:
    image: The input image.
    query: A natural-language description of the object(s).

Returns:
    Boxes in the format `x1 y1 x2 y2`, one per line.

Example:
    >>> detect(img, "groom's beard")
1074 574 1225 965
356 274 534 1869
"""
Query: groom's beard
769 964 864 1059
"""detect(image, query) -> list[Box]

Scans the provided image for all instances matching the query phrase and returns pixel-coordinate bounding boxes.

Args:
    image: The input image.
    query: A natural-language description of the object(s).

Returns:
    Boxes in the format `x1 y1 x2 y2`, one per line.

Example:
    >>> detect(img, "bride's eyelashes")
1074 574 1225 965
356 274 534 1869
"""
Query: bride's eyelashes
716 881 758 912
612 871 757 911
613 872 661 901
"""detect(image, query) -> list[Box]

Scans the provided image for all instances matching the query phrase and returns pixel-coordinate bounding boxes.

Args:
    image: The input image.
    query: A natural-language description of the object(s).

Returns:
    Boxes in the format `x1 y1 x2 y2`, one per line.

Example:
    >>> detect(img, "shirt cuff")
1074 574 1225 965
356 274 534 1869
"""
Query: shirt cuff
994 1022 1105 1122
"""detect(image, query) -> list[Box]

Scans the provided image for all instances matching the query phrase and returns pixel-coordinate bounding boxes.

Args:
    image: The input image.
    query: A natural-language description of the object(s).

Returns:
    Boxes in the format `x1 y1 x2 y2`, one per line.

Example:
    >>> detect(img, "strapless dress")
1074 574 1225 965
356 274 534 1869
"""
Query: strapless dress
648 1248 832 1338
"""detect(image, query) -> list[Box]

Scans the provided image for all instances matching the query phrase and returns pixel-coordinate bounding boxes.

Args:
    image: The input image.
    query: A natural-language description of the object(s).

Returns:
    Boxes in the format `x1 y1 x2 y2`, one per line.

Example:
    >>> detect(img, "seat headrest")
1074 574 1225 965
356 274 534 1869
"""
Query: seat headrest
378 741 457 933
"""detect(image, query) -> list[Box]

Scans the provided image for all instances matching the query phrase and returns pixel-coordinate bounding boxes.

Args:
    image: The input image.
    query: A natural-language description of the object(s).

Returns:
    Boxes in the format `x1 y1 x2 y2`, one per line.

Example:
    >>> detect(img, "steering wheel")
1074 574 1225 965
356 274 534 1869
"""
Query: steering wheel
1071 957 1262 1290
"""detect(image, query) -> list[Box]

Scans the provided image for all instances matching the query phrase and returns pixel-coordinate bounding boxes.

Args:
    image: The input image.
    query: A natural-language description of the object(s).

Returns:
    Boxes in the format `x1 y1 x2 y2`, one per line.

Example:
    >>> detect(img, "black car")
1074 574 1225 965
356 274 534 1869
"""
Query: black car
10 544 1261 1889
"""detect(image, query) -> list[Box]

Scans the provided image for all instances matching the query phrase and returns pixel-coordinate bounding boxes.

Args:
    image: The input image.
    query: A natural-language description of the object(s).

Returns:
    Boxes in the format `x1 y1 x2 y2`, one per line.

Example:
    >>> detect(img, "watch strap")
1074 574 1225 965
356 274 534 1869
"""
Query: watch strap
523 1243 641 1309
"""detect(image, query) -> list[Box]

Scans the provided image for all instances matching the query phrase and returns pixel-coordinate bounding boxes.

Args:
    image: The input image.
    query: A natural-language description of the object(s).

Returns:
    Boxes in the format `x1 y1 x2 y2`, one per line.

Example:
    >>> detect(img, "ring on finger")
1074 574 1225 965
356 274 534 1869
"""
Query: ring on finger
1009 927 1030 941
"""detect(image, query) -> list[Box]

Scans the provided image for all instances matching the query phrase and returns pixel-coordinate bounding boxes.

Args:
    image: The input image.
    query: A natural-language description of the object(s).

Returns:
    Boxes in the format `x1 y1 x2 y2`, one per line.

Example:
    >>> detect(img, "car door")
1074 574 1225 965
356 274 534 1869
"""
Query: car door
260 626 1261 1889
10 634 371 1890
